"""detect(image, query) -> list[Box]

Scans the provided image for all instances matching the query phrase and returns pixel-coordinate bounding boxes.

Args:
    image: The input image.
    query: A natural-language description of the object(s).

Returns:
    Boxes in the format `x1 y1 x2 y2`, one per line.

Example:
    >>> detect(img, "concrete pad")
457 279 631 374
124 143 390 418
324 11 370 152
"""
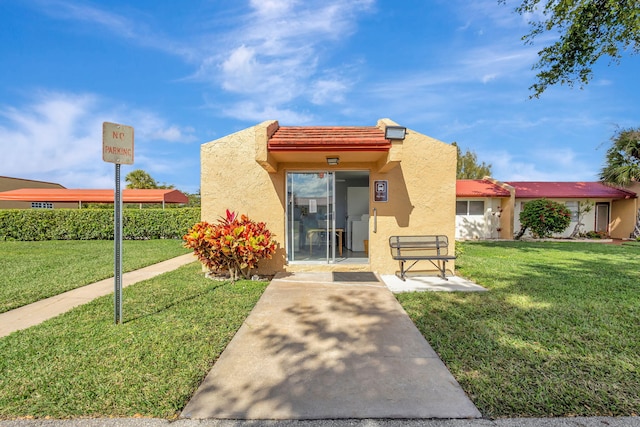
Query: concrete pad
0 253 195 337
181 273 481 420
381 274 487 293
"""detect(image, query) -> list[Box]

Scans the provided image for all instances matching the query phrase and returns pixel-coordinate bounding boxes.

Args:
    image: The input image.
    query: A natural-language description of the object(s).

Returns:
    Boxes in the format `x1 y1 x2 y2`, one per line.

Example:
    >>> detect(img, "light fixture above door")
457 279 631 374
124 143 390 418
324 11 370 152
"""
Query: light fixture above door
385 126 407 140
326 157 340 166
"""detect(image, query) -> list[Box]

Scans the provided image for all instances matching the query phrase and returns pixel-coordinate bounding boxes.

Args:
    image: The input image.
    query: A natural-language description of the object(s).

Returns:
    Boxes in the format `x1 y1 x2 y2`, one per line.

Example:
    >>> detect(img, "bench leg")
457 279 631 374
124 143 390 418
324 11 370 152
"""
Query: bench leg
398 260 421 281
427 260 448 280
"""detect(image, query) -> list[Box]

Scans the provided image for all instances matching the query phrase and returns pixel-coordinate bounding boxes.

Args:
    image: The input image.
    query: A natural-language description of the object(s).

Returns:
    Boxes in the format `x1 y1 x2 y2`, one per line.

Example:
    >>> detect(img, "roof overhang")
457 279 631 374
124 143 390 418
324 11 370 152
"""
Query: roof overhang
257 123 402 173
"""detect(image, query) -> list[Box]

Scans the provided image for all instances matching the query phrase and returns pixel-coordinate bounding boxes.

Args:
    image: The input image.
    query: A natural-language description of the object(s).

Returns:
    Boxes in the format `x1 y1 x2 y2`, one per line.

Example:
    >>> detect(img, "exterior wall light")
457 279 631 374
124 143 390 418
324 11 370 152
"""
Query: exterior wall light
385 126 407 140
326 157 340 166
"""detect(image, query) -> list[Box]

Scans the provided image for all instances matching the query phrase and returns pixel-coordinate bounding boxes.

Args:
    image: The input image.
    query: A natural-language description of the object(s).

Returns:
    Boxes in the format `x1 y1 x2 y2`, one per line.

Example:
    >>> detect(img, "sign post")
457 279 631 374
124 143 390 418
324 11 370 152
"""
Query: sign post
103 122 134 324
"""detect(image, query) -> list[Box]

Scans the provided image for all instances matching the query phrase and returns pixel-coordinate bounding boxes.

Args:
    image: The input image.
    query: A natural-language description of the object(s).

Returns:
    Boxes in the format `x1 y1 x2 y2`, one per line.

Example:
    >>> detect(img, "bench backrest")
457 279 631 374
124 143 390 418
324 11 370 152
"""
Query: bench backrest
389 235 449 257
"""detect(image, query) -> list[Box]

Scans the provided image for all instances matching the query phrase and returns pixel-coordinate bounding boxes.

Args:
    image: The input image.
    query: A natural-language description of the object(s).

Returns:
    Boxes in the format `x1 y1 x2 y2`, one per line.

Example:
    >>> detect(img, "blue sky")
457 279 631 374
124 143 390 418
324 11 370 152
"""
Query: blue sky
1 0 639 194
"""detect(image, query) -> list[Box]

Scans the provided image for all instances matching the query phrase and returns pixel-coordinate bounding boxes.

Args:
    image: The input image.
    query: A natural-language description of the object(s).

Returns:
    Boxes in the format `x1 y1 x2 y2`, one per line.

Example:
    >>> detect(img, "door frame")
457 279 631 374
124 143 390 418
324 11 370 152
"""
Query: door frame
286 171 336 263
595 202 610 234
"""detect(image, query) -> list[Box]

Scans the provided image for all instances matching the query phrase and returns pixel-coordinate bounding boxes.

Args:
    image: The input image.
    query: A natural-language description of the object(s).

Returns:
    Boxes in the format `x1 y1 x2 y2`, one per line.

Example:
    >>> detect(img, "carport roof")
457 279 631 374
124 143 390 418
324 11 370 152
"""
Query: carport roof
0 188 189 204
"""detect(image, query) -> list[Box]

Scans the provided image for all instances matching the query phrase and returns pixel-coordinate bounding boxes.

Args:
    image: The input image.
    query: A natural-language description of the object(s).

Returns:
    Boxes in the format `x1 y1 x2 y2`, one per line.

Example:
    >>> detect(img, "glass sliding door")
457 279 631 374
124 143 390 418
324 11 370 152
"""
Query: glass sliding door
287 172 335 262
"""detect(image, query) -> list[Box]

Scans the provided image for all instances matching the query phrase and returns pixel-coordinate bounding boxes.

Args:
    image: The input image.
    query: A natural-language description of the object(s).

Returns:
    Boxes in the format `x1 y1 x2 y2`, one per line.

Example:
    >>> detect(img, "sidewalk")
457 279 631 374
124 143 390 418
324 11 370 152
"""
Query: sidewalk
1 417 639 427
181 272 482 419
0 253 195 337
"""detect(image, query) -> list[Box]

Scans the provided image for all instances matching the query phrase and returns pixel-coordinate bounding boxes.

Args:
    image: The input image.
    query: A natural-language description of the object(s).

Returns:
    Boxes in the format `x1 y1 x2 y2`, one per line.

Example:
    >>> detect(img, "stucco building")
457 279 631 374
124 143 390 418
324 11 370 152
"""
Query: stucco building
201 119 457 276
455 179 638 240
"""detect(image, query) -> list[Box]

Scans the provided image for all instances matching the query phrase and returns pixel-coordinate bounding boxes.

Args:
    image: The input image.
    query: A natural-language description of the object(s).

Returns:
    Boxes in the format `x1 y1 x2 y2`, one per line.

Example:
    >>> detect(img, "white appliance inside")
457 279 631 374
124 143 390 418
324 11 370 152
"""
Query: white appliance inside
334 171 370 255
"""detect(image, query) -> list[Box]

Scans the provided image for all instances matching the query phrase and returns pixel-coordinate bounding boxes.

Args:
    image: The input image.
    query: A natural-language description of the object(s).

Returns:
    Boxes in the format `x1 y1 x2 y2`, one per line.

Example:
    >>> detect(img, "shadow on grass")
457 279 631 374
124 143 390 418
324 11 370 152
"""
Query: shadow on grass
123 280 228 324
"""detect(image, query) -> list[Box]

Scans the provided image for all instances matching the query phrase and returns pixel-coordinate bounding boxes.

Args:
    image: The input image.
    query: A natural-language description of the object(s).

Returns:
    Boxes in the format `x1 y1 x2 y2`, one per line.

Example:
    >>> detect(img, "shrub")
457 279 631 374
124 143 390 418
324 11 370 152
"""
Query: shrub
516 198 571 239
0 208 199 241
183 210 277 282
582 231 608 239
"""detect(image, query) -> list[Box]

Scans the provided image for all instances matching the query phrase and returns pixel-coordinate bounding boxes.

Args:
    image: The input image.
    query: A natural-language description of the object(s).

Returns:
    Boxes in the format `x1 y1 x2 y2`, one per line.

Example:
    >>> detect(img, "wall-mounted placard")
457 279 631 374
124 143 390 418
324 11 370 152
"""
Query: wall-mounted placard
374 180 388 202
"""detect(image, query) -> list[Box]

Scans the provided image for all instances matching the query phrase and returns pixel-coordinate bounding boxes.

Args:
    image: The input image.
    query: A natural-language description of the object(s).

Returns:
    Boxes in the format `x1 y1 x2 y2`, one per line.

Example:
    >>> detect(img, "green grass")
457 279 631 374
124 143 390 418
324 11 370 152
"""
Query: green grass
0 240 190 313
0 262 267 419
2 240 639 419
398 241 640 418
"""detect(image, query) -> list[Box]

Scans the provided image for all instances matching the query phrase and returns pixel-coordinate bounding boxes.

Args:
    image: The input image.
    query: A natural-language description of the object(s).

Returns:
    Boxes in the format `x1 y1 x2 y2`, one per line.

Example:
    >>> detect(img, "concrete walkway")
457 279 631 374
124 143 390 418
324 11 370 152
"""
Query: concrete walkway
181 272 482 420
0 253 195 338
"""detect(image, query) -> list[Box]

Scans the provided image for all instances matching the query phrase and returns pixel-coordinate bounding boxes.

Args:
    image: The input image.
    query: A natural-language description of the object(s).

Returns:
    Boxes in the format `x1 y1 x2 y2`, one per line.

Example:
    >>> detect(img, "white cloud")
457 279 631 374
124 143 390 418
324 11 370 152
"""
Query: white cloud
310 79 349 105
31 0 196 59
129 112 197 144
250 0 297 17
0 92 102 180
222 101 314 124
196 0 373 118
486 148 597 182
28 1 372 121
0 91 196 188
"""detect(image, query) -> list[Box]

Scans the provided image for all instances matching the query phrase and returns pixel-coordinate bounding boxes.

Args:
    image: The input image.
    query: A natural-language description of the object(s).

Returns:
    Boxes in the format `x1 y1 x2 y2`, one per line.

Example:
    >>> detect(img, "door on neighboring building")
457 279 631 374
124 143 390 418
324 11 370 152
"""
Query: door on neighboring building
595 202 610 234
286 172 336 262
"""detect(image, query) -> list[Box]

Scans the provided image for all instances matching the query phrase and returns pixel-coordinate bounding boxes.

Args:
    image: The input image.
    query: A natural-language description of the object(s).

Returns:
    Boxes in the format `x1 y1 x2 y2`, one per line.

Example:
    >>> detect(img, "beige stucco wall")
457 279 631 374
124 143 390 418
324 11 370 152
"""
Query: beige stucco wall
370 119 456 275
201 119 457 276
201 122 286 274
610 182 639 239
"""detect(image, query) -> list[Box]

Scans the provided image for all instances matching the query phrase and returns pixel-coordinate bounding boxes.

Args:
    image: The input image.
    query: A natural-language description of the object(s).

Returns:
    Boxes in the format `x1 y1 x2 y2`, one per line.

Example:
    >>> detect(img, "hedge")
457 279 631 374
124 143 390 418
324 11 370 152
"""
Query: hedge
0 208 200 241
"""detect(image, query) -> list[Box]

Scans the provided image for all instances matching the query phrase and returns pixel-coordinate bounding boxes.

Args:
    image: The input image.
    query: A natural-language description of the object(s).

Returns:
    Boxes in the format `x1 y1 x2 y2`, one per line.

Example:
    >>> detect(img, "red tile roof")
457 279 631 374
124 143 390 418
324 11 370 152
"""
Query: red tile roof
456 180 511 197
507 182 636 199
268 126 391 151
0 189 189 204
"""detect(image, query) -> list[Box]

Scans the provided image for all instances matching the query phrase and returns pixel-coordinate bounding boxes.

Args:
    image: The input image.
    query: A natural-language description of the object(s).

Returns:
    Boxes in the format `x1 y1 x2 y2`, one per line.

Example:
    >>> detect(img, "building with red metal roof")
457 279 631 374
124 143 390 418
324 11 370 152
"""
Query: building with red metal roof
455 178 638 240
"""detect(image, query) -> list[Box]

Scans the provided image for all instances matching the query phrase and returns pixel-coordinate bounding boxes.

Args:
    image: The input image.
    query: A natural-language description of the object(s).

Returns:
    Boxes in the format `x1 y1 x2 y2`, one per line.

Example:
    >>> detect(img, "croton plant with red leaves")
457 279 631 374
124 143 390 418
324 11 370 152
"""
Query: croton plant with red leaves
183 210 277 282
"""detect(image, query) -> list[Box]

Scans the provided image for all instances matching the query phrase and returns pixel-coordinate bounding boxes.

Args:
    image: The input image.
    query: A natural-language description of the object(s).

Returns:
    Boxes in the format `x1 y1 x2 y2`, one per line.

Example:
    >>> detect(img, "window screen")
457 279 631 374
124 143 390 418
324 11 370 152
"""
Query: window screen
565 201 579 221
457 200 485 215
469 201 485 215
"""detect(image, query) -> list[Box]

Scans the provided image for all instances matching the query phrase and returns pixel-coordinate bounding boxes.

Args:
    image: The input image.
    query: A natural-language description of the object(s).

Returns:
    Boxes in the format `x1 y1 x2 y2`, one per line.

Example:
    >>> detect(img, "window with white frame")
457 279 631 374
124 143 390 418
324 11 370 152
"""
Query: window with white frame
31 202 53 209
456 200 485 215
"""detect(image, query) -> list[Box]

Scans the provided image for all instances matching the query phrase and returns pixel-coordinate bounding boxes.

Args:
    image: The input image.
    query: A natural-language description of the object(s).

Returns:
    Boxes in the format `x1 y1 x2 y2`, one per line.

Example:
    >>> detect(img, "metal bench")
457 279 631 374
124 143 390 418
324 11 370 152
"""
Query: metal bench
389 235 456 280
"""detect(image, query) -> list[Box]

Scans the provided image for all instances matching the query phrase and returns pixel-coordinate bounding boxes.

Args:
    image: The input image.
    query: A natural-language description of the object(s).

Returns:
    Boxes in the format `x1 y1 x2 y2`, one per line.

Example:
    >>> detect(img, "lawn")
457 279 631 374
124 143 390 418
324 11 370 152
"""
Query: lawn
398 241 640 418
0 262 267 419
1 240 638 419
0 240 190 313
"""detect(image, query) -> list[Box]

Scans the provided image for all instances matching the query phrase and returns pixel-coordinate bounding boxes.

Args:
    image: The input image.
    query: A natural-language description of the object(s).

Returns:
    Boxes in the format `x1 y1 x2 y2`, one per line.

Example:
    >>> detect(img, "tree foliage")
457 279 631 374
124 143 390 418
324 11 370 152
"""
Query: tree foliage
453 142 493 179
505 0 640 97
125 169 174 189
516 198 572 239
599 127 640 186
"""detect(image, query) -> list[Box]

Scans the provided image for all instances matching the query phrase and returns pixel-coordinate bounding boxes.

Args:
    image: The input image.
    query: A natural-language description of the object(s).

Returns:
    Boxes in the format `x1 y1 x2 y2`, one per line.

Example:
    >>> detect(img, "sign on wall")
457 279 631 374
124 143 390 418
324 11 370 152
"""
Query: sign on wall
374 180 388 202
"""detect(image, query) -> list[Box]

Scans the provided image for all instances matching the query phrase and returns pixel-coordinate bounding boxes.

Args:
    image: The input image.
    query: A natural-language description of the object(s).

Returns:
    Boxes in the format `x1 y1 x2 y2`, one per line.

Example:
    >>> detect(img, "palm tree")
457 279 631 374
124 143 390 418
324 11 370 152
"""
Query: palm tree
600 128 640 238
125 169 159 189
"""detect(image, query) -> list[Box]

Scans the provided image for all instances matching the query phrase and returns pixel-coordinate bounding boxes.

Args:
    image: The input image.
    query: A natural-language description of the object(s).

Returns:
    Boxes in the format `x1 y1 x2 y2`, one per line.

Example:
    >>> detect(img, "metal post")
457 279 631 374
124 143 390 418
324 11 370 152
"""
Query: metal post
114 163 123 324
